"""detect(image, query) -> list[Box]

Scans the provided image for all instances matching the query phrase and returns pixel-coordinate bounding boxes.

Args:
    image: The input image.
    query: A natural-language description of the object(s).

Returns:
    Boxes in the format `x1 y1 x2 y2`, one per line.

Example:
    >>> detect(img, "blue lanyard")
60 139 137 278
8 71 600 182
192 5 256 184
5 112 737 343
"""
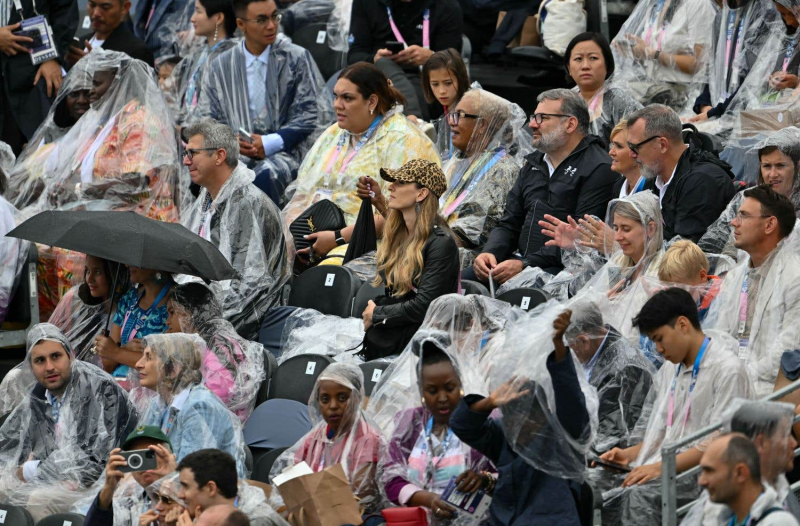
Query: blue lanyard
667 337 710 428
633 176 646 193
423 416 454 486
121 282 172 343
728 513 750 526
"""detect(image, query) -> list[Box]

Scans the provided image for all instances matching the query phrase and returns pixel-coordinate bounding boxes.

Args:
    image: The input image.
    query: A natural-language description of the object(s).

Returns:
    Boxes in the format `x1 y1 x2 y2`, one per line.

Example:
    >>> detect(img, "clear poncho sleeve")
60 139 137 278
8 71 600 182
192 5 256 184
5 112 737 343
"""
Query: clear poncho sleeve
278 308 365 365
0 196 27 324
584 84 643 145
326 0 352 52
696 191 743 257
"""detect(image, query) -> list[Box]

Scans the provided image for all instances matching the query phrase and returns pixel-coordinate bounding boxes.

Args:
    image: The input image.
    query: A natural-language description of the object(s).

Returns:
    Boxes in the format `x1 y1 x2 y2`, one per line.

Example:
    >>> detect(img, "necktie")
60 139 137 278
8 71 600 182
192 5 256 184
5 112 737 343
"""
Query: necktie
250 59 266 117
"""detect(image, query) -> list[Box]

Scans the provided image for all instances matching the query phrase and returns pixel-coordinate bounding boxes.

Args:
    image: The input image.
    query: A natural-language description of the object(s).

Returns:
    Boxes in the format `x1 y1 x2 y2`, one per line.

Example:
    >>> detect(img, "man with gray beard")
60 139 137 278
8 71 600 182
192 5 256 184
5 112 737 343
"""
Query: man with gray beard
628 104 736 242
469 88 617 285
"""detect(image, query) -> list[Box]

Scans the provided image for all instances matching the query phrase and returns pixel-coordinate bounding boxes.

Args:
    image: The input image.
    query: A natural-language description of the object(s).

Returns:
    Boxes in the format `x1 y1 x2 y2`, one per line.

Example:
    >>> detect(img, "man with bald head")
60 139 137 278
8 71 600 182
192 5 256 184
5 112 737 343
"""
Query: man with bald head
194 504 250 526
698 433 799 526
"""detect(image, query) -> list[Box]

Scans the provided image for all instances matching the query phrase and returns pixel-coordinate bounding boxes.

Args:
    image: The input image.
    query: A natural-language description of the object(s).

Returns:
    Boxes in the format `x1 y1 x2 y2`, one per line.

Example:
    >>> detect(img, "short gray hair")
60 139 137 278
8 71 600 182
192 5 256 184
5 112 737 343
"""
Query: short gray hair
537 88 590 135
184 119 239 168
626 104 683 143
564 301 605 343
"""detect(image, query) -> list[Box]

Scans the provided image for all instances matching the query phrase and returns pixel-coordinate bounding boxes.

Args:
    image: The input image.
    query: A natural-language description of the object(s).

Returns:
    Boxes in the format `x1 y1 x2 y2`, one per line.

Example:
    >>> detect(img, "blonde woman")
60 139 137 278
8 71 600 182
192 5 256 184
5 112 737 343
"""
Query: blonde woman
360 160 460 360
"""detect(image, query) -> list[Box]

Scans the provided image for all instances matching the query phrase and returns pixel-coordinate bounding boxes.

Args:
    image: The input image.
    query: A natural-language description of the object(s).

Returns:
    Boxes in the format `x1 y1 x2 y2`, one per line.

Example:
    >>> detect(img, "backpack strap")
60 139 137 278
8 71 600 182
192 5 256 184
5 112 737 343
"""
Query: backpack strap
751 507 785 525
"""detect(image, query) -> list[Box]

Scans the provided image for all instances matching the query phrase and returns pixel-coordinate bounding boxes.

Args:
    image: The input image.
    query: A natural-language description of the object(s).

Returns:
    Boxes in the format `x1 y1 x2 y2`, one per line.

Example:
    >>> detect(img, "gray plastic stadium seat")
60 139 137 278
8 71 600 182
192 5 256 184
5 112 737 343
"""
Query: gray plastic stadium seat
496 288 549 311
251 446 288 484
460 279 490 296
267 354 333 404
288 266 362 318
35 513 85 526
351 281 385 318
359 359 392 397
0 504 34 526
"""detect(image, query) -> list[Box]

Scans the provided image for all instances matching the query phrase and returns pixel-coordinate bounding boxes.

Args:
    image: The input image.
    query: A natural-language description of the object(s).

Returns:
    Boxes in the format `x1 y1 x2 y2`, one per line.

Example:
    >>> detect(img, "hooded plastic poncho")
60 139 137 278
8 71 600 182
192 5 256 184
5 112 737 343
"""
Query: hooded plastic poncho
608 0 717 110
168 283 266 421
681 399 796 526
269 363 384 514
282 109 440 228
0 187 26 326
0 323 139 517
369 327 496 525
180 162 292 341
704 232 800 398
195 34 333 204
576 81 643 147
278 308 365 365
137 333 248 477
439 89 531 258
477 298 599 481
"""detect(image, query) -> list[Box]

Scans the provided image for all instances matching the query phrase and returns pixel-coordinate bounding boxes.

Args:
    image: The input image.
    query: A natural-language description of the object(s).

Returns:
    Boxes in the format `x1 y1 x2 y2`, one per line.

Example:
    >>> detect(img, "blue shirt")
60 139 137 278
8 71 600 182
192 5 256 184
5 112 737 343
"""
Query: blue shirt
241 40 284 156
111 287 169 377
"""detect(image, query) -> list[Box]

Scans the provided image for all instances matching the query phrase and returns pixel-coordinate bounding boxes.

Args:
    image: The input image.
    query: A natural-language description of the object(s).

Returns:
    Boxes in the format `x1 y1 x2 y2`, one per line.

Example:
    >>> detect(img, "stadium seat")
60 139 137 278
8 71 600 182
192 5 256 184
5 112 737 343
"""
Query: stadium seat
35 513 86 526
0 244 40 349
0 503 34 526
258 306 300 359
267 354 333 404
360 359 392 397
290 22 346 82
244 398 312 450
251 446 288 484
256 347 279 407
461 280 490 296
496 288 549 311
351 280 385 318
288 266 362 318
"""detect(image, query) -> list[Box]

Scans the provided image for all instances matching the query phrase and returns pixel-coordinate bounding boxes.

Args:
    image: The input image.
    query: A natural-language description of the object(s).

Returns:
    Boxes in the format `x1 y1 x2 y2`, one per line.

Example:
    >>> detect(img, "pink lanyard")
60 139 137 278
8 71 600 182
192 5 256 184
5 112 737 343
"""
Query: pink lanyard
724 12 745 87
386 7 430 49
323 116 382 186
643 0 668 52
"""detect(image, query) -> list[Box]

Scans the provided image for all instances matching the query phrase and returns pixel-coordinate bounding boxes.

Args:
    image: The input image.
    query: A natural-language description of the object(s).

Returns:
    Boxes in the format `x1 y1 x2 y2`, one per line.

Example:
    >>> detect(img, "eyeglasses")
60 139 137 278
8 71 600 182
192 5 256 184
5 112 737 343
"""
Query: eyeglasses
184 147 218 160
529 113 571 125
627 135 662 155
446 110 480 125
733 211 772 222
239 13 282 26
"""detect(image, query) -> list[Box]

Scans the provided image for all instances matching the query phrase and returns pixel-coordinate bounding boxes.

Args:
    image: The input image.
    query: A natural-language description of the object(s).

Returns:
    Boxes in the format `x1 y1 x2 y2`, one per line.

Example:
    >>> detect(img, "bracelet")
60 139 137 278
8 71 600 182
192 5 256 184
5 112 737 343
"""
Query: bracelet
653 50 661 63
334 229 346 246
481 471 497 494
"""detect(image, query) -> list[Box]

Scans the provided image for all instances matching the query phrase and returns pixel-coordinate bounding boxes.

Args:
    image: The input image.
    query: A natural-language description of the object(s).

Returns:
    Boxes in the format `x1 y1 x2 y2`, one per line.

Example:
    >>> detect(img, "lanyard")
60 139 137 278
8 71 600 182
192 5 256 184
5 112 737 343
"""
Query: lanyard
197 193 215 239
643 0 668 52
728 513 751 526
423 416 454 486
667 337 710 428
121 282 172 343
186 39 226 109
783 34 797 72
588 91 603 115
323 115 382 186
724 11 746 89
161 406 178 435
738 275 749 336
633 176 646 193
387 7 430 49
441 148 506 216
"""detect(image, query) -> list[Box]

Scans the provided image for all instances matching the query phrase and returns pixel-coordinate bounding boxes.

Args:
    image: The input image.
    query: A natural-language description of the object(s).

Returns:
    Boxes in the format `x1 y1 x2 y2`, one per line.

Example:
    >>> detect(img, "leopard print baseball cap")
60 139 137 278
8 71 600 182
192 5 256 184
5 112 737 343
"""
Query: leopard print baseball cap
380 159 447 198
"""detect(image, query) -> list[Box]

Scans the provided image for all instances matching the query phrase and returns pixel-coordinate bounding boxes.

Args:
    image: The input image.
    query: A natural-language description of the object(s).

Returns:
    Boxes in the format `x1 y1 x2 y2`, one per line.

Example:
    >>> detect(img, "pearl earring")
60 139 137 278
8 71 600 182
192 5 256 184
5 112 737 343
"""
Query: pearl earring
370 107 374 115
155 272 162 281
421 397 425 406
213 23 219 42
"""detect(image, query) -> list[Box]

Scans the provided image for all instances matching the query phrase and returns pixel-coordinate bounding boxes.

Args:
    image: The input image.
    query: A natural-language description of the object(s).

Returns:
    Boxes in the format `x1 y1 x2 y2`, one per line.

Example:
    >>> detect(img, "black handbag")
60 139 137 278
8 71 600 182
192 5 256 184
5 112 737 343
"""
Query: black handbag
359 294 420 361
289 199 346 251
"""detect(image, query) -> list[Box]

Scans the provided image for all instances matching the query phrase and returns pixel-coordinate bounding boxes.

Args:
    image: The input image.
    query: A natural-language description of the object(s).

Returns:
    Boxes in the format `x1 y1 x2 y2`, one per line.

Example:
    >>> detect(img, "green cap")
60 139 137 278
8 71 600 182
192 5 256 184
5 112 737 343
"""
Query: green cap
122 425 172 451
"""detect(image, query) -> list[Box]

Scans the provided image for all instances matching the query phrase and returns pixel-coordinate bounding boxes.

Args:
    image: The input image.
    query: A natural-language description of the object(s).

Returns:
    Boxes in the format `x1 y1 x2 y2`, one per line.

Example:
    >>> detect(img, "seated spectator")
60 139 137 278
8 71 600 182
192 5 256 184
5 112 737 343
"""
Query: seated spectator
469 88 617 285
196 0 332 204
450 309 592 525
657 240 722 323
565 32 642 146
348 0 464 120
169 0 237 126
284 62 439 263
131 0 192 58
563 300 655 455
0 162 26 326
157 56 181 91
699 127 800 257
94 266 173 377
377 331 495 522
609 0 715 110
196 505 251 526
628 105 736 242
178 449 284 525
419 48 470 157
67 0 154 67
271 364 383 514
610 119 645 198
683 400 800 524
135 334 248 476
82 425 177 525
360 160 459 360
597 288 752 525
687 0 774 123
180 119 290 340
142 471 186 525
0 324 138 521
705 185 800 398
166 282 266 421
764 0 800 94
697 434 799 526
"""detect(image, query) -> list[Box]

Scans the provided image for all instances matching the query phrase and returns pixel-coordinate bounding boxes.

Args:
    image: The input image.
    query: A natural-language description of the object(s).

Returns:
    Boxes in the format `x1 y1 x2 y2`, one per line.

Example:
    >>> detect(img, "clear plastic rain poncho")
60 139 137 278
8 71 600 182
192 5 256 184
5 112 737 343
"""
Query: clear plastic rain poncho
608 0 717 110
168 283 266 421
439 89 531 257
0 324 139 517
152 0 205 61
195 34 334 203
143 472 187 521
278 308 365 365
180 161 292 341
578 80 643 147
282 0 336 36
477 298 599 480
604 330 753 525
137 333 248 477
370 329 495 525
704 233 800 398
269 363 384 514
0 172 27 326
7 49 180 222
282 109 441 228
681 399 795 526
326 0 352 52
563 295 656 455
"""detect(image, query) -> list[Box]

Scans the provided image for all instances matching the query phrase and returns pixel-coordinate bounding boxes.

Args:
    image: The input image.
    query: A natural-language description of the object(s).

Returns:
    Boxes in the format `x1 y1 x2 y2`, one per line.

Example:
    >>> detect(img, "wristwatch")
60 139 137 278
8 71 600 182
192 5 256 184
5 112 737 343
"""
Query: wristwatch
334 230 346 246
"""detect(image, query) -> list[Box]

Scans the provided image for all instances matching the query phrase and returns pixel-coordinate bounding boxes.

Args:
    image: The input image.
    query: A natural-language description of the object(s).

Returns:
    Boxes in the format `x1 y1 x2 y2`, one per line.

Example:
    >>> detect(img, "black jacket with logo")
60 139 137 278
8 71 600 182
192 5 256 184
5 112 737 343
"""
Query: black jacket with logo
482 135 618 273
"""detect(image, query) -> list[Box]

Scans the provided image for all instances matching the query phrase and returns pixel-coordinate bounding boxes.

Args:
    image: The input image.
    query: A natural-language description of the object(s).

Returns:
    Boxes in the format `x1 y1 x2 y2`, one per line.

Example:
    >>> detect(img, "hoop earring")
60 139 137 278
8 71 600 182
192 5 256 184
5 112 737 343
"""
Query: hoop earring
213 23 219 42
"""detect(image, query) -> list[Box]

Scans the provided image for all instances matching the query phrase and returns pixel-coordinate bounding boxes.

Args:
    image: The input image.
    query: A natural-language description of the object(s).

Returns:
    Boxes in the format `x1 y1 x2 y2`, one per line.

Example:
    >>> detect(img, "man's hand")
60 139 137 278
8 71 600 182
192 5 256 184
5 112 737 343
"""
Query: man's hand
484 376 531 411
238 134 265 159
177 509 194 526
473 253 497 282
395 45 433 67
622 462 662 487
540 214 581 249
99 448 128 509
491 259 523 284
552 310 572 361
373 48 392 63
35 59 63 98
67 39 92 65
145 444 177 479
0 23 32 56
770 71 800 91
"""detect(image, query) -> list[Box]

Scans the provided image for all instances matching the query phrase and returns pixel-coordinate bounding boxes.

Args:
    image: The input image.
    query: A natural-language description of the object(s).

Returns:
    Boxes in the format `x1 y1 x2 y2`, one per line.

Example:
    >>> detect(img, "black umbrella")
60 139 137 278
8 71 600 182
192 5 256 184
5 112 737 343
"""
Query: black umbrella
7 210 238 281
343 198 378 264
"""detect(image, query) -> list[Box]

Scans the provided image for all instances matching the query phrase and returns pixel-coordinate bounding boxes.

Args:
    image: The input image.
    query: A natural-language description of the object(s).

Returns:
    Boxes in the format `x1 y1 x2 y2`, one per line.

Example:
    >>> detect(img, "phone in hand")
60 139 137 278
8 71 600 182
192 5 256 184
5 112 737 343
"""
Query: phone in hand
119 449 157 473
238 127 253 144
385 41 404 54
591 457 632 473
13 28 43 49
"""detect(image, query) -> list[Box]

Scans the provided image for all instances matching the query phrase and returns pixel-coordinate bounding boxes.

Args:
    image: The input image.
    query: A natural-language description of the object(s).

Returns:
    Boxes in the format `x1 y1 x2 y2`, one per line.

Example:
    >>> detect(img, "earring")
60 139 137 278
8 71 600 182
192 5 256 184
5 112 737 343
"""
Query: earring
370 108 374 115
421 397 425 406
155 272 162 281
213 23 219 42
415 202 421 215
460 389 465 397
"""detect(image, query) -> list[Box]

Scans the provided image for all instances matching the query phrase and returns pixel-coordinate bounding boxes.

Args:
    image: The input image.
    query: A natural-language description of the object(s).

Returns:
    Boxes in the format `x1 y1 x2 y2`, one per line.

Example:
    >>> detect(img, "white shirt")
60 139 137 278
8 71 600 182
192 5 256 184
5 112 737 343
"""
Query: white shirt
87 35 105 50
242 40 270 117
655 164 678 206
619 176 643 199
543 154 557 178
